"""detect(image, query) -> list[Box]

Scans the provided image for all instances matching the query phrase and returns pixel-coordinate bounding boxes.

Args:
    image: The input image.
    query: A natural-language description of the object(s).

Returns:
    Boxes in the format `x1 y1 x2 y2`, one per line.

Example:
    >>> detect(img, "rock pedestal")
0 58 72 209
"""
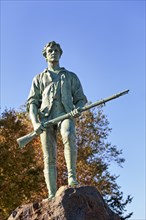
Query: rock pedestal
8 185 121 220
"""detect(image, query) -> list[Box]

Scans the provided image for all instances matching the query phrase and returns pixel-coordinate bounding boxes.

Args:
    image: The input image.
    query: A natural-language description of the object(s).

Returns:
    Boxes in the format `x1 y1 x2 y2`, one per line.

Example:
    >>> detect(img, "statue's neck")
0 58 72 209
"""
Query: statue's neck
48 61 60 72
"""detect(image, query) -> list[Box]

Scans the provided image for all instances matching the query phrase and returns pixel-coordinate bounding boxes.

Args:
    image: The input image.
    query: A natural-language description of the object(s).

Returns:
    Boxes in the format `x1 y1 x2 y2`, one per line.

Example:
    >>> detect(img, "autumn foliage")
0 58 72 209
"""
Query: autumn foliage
0 108 132 220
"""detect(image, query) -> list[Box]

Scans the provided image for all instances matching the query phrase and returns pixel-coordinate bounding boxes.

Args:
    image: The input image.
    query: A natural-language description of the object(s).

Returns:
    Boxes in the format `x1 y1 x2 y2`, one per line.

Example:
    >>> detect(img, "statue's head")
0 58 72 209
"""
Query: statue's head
42 41 63 59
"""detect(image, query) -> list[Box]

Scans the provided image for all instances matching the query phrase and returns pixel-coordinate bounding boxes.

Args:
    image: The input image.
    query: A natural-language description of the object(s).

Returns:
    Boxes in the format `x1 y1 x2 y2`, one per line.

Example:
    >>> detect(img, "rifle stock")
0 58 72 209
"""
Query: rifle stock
17 89 129 148
17 131 38 148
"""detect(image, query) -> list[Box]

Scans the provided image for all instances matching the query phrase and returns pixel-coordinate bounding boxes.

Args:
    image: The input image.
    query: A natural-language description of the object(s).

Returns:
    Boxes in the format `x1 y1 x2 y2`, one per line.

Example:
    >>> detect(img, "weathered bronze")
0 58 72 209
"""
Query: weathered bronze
17 40 129 200
19 41 87 199
17 89 129 148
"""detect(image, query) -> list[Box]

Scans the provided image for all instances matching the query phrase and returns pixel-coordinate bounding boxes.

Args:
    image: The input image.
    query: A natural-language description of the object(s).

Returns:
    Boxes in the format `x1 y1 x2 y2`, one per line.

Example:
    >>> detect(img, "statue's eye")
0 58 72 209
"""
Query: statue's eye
48 49 53 53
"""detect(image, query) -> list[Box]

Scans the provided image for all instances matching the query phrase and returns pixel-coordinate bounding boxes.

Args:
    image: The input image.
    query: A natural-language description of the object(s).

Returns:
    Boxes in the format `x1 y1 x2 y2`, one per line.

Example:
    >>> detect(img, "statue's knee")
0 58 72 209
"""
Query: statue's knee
62 131 76 144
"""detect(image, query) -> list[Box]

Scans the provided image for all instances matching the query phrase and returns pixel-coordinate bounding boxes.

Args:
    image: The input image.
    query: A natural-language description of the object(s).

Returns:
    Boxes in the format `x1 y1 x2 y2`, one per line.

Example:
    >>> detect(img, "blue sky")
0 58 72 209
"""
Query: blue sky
1 1 145 219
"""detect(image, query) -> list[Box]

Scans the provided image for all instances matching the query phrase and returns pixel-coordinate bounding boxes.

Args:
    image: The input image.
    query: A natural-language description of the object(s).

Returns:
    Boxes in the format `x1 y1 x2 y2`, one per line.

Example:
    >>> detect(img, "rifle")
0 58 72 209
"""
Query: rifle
17 89 129 148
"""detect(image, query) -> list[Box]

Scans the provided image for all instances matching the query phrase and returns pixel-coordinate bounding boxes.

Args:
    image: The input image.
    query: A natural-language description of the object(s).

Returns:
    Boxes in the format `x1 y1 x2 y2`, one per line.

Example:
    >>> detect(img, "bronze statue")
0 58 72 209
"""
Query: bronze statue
17 40 129 201
26 41 87 199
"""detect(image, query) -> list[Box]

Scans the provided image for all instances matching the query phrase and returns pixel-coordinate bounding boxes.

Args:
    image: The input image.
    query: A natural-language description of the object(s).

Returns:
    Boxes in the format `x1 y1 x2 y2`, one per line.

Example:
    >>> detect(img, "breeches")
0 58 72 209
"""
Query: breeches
40 118 76 169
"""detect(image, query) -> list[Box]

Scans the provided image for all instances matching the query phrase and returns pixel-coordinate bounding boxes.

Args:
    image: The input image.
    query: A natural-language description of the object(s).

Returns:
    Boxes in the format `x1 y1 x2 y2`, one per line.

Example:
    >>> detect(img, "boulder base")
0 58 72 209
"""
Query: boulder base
8 185 121 220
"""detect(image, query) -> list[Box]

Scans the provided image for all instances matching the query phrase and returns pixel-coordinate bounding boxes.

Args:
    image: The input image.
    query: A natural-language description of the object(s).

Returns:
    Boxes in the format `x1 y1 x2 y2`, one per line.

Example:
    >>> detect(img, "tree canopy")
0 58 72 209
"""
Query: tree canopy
0 108 133 220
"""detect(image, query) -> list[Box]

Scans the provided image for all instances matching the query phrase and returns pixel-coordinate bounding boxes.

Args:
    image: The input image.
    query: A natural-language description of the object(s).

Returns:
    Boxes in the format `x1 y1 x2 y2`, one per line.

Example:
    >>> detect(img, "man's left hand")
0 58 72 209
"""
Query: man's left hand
70 108 81 118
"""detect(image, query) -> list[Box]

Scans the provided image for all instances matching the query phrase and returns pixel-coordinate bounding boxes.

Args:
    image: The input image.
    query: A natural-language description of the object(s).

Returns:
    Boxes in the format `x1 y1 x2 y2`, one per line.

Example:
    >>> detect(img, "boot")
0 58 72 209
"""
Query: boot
64 149 78 186
44 165 57 199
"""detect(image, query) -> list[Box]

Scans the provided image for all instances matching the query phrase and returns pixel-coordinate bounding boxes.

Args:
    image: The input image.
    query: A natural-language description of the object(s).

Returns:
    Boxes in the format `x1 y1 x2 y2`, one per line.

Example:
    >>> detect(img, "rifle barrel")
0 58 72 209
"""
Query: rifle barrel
82 89 129 112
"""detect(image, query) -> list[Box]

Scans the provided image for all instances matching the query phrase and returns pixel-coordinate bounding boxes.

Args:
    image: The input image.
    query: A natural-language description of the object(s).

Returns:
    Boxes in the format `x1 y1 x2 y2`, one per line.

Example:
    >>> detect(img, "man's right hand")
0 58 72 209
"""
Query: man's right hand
33 122 46 134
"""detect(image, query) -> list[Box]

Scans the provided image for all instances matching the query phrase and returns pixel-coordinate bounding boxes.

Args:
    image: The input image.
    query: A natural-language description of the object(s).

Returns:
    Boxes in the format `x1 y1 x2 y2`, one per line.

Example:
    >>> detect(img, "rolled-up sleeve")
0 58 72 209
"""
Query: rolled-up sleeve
26 76 42 112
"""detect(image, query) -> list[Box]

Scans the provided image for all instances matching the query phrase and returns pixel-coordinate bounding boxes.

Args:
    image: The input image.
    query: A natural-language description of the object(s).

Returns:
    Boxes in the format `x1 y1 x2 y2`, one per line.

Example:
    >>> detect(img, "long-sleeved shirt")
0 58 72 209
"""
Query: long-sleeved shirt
27 67 87 118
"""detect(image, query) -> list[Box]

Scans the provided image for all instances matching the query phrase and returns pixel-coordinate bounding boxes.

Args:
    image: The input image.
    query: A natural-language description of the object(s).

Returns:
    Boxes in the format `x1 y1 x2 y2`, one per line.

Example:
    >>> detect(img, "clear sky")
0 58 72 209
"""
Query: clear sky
1 1 145 219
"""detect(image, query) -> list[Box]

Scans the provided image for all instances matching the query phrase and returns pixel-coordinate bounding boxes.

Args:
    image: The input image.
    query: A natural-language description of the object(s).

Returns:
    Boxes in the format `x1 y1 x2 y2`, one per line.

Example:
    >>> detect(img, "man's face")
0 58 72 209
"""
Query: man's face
46 45 61 63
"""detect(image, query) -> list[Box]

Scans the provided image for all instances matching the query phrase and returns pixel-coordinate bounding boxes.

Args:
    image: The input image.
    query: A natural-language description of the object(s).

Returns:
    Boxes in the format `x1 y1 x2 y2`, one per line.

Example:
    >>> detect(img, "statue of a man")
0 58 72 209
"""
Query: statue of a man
27 41 87 199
